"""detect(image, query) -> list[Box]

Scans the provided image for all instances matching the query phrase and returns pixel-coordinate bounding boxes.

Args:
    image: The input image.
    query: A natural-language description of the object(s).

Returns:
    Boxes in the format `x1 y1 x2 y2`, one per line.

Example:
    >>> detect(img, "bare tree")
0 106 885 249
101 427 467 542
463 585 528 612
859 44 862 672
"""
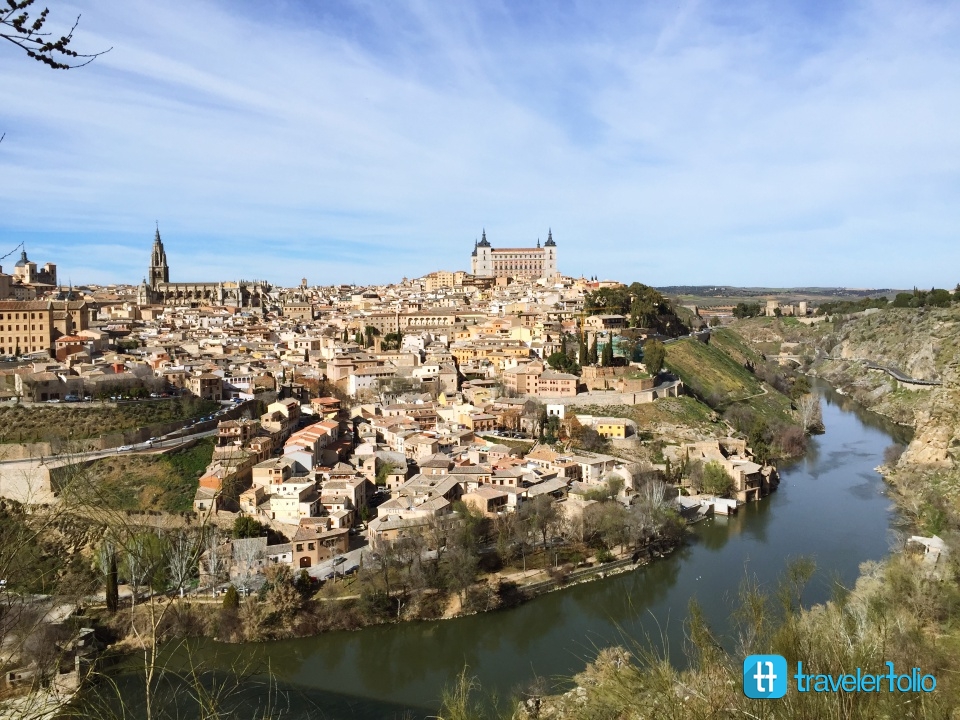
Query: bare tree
203 528 226 596
167 531 199 598
797 393 824 433
522 495 561 549
230 538 266 594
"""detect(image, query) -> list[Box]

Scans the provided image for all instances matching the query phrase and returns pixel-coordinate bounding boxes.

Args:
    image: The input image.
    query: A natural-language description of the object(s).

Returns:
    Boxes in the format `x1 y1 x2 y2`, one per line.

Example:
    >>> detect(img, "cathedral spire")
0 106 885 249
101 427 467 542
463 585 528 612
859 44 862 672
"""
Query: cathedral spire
148 224 170 289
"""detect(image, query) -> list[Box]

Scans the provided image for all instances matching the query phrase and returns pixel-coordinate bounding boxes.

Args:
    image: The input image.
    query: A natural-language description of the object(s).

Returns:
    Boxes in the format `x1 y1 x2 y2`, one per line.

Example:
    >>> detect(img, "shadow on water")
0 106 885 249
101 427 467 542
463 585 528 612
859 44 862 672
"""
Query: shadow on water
94 383 906 719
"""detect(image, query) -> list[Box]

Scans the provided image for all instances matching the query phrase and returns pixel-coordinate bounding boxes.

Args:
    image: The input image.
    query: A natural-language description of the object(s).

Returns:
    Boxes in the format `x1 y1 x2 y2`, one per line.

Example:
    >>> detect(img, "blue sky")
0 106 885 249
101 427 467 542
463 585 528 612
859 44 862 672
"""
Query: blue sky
1 0 959 288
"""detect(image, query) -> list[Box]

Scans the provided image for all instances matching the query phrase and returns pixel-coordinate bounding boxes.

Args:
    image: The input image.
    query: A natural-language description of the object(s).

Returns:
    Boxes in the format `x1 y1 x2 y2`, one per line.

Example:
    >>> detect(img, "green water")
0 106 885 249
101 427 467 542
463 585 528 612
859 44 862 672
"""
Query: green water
95 385 908 718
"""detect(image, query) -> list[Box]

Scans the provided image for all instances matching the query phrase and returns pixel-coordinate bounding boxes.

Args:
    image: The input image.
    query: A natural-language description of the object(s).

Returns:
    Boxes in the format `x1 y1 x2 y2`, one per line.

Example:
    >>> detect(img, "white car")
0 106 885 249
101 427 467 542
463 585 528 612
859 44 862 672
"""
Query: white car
117 445 134 452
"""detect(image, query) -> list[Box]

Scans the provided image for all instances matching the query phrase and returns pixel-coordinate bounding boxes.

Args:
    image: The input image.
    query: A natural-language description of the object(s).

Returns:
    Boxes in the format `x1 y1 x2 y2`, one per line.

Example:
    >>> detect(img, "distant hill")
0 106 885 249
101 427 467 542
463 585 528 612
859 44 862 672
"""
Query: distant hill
656 286 900 299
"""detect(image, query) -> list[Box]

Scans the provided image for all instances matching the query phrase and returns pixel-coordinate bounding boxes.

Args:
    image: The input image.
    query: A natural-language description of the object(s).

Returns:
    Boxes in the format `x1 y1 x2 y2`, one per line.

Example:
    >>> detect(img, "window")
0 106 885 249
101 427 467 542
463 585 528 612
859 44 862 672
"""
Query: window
296 544 303 551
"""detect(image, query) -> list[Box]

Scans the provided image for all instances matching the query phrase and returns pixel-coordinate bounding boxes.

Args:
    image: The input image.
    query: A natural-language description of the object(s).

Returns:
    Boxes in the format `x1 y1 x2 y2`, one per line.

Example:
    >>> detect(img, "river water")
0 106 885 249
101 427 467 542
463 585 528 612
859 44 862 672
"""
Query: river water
102 385 910 719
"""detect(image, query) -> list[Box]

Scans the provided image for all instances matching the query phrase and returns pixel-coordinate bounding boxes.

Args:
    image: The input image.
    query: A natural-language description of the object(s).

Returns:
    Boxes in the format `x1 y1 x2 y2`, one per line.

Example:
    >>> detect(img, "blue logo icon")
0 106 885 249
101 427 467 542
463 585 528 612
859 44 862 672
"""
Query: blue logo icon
744 655 787 699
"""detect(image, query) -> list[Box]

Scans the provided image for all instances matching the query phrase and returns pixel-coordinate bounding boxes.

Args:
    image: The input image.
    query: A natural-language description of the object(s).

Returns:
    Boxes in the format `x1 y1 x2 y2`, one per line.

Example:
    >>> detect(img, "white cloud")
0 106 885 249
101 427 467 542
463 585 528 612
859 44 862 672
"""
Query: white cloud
1 0 959 288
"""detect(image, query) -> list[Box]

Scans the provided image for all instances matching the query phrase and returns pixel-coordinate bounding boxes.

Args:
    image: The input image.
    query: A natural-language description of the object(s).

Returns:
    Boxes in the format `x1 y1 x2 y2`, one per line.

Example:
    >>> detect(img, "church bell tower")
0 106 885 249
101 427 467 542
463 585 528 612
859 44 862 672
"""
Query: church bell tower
148 225 169 289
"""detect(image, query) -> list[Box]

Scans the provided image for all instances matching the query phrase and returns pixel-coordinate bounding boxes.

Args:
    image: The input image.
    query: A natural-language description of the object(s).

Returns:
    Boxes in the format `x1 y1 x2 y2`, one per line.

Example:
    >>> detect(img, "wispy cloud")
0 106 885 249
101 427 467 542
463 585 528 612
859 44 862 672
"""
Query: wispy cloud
1 0 958 287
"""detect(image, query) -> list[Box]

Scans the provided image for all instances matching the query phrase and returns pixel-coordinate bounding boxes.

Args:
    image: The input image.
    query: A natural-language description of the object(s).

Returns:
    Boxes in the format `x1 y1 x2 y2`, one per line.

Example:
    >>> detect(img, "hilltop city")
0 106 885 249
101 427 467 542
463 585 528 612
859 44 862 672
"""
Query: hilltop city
3 224 922 711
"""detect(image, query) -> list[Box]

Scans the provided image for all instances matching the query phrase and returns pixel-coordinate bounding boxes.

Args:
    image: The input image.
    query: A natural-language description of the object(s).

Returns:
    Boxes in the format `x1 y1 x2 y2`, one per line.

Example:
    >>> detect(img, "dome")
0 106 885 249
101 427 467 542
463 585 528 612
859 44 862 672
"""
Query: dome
14 250 28 268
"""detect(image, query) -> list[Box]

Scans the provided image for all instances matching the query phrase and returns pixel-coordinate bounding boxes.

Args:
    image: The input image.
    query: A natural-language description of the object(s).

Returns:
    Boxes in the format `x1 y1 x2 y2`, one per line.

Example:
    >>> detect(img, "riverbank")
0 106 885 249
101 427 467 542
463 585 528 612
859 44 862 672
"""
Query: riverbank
71 383 909 720
503 375 960 718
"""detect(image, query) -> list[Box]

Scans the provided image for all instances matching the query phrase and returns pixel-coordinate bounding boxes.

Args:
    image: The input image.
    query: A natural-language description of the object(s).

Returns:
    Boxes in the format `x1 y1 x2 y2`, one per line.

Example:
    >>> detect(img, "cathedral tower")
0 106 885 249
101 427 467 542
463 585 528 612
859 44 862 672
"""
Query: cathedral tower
148 225 169 289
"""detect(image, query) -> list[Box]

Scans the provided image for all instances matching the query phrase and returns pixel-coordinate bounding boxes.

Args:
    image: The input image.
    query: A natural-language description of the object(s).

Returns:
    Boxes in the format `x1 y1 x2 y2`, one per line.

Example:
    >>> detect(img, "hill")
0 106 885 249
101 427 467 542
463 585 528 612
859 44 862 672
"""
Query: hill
0 398 219 445
76 438 215 513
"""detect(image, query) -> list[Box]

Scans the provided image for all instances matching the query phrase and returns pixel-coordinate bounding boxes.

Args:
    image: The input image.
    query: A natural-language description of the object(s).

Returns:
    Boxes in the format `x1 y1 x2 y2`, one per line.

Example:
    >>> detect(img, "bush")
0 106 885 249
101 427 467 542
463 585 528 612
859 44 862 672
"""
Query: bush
884 443 906 467
702 461 734 497
222 584 240 609
233 516 267 539
596 548 615 563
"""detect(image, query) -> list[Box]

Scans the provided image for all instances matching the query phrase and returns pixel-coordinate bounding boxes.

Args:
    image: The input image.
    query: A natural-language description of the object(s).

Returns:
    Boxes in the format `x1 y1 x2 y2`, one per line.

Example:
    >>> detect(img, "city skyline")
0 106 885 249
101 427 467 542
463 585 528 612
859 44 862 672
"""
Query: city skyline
1 0 959 287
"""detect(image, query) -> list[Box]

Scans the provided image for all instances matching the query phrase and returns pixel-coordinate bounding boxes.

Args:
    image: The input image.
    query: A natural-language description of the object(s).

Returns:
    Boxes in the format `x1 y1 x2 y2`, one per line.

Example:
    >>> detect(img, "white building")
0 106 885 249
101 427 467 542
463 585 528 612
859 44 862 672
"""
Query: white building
470 229 558 279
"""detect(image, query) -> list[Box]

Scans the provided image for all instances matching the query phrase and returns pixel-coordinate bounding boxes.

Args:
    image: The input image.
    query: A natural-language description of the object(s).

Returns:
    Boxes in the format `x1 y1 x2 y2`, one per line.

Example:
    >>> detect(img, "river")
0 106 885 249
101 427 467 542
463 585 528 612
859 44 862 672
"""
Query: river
99 384 910 719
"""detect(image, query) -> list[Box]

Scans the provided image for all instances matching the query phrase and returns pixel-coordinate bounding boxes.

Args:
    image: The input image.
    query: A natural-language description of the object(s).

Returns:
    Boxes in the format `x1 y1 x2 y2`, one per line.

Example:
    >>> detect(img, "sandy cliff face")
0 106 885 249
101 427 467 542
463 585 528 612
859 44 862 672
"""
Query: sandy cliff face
811 307 960 468
899 363 960 466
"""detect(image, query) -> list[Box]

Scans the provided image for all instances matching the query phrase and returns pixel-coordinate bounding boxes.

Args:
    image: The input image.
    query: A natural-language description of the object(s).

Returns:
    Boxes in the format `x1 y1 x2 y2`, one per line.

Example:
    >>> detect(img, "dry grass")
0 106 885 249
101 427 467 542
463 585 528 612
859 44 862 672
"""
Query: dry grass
0 398 219 444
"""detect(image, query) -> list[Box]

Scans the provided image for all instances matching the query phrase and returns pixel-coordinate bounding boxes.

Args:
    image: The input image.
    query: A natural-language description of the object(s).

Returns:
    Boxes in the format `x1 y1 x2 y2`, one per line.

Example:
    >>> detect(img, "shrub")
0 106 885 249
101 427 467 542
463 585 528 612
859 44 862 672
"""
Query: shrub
222 584 240 609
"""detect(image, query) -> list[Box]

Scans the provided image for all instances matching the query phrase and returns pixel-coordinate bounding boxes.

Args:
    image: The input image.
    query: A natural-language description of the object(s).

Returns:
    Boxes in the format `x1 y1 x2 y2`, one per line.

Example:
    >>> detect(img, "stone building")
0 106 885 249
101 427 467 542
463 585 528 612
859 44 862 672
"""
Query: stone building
470 229 558 279
138 226 271 307
0 299 89 357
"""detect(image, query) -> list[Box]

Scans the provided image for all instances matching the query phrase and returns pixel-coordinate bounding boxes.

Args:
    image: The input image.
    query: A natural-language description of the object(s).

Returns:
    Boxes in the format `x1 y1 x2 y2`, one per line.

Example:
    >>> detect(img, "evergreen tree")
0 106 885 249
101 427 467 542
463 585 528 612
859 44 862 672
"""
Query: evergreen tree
589 336 599 365
105 549 119 613
222 584 240 609
579 337 588 366
601 340 614 367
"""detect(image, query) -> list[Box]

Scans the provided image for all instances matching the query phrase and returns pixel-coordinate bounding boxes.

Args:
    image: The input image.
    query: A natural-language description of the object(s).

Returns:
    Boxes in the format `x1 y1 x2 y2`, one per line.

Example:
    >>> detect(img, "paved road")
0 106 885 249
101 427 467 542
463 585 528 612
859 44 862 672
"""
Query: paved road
862 361 942 386
306 542 369 581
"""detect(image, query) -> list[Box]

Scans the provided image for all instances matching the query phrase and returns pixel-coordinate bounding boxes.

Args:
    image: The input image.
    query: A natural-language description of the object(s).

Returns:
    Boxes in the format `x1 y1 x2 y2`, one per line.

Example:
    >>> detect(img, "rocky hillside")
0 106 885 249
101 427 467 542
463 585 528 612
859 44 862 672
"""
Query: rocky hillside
806 307 960 467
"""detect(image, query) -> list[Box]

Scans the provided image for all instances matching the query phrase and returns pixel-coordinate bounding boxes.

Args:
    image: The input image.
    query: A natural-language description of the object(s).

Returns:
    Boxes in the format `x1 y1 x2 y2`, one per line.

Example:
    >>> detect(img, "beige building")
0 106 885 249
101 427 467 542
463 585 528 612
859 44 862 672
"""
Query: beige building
470 229 558 279
0 300 89 357
188 373 223 401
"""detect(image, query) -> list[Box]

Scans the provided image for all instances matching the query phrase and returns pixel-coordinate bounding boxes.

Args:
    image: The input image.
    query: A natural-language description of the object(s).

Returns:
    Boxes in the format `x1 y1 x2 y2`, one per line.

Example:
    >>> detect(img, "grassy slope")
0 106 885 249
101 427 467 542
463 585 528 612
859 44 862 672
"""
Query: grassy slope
571 396 718 434
665 333 796 428
83 438 215 513
664 336 763 402
0 398 219 443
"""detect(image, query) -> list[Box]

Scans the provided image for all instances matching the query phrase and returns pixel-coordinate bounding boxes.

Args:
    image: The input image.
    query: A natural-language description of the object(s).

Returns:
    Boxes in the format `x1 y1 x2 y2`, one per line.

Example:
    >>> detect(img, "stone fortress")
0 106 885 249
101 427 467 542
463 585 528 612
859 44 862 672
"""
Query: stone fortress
137 226 270 307
470 228 558 280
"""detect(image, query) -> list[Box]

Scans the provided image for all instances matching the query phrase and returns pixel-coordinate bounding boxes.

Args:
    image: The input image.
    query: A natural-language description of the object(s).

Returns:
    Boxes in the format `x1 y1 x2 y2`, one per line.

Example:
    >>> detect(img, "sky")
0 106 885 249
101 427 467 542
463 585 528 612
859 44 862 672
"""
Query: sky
1 0 959 288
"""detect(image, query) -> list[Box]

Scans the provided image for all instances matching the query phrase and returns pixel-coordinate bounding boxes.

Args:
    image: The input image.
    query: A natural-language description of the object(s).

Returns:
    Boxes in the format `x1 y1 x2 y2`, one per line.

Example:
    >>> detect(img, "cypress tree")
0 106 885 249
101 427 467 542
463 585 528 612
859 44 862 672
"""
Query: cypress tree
105 550 119 613
602 340 614 367
223 584 240 609
589 336 599 365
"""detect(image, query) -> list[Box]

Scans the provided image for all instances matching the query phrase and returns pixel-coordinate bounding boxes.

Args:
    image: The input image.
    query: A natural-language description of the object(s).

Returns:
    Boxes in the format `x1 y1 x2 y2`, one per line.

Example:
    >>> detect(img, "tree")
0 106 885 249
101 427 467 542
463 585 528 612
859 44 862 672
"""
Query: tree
98 539 119 613
167 531 199 598
233 516 267 539
547 350 579 375
122 532 168 607
702 461 734 497
203 528 226 595
443 545 479 605
1 0 110 70
571 425 609 453
522 495 560 550
797 393 824 433
222 584 240 609
601 339 614 367
589 336 599 365
578 337 588 366
643 339 666 375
